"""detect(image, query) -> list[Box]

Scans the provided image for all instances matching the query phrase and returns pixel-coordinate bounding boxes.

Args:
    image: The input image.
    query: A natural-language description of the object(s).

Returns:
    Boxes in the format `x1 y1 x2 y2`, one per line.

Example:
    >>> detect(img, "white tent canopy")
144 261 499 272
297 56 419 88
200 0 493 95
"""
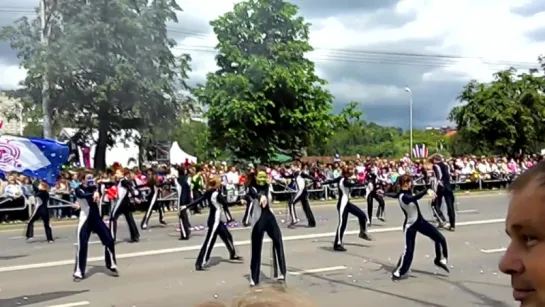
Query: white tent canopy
169 141 197 165
59 128 140 168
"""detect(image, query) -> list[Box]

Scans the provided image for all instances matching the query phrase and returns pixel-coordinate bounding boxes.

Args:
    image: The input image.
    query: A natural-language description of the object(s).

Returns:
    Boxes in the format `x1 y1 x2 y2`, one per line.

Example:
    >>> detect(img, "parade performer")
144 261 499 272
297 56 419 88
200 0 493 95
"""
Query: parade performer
180 176 242 271
25 181 54 242
109 170 140 243
247 170 286 286
366 167 386 225
431 154 456 231
140 171 168 230
380 174 449 280
322 166 372 252
73 174 118 281
175 165 192 240
285 163 318 228
241 170 256 227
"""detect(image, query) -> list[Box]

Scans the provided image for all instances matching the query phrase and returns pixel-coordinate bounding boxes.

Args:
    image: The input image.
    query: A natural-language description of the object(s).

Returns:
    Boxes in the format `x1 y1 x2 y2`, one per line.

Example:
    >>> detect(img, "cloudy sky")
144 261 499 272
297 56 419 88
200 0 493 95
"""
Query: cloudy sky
1 0 545 129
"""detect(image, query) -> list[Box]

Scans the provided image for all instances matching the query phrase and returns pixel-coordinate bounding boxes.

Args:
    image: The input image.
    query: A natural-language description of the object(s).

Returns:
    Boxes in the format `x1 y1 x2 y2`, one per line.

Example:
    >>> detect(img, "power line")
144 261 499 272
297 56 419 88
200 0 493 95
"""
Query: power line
169 45 536 72
0 7 540 69
167 28 539 67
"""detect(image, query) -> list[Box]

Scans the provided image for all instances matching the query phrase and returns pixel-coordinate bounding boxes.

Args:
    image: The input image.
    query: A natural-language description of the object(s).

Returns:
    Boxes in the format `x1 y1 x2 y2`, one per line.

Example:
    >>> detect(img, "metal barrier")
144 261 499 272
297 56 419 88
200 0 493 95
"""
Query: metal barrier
0 175 514 218
0 196 29 213
48 196 76 209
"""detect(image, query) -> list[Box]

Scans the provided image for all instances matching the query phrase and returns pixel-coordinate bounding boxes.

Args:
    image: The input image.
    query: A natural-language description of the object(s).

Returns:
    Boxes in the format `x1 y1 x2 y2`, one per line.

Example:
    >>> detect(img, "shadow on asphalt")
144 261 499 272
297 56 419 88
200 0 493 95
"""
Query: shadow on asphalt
0 290 89 307
0 254 28 261
360 255 510 307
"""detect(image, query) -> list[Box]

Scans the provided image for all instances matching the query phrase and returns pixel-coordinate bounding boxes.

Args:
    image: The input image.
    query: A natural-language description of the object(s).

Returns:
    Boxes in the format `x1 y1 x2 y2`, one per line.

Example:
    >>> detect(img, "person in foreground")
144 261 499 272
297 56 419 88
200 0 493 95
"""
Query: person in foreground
195 284 317 307
499 161 545 306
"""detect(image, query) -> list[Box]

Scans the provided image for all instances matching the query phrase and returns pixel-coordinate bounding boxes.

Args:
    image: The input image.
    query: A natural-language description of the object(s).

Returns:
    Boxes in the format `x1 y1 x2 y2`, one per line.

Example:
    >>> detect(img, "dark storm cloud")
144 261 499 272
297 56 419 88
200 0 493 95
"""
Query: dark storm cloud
0 3 34 67
321 35 466 128
0 42 19 66
525 27 545 42
317 37 444 89
291 0 400 19
331 78 465 129
511 1 545 17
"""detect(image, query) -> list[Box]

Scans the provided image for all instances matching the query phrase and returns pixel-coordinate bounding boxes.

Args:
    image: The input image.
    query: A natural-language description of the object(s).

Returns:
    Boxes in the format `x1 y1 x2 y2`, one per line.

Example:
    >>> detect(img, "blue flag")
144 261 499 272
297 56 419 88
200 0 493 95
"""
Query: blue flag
0 136 70 186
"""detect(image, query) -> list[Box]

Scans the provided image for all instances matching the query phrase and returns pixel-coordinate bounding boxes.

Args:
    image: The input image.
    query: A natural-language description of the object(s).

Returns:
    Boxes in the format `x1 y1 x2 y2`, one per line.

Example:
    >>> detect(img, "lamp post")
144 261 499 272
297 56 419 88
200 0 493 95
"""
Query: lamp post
404 87 413 159
18 105 24 136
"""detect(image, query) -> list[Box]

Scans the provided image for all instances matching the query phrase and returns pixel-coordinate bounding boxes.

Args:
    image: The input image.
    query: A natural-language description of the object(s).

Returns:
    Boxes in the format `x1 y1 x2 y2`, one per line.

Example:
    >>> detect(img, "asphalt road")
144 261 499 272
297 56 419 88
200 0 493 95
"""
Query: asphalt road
0 193 514 307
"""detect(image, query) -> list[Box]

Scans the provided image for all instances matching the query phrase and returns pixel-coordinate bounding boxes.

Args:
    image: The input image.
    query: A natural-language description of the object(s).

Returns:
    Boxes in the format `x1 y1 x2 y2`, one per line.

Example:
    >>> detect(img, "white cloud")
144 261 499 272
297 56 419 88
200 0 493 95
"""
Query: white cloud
1 0 545 127
0 63 26 90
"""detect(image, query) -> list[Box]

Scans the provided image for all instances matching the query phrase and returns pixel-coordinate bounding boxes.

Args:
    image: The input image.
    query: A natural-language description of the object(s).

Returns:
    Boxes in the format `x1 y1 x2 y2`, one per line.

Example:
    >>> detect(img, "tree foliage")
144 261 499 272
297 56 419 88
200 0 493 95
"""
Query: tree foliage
306 119 449 158
193 0 339 163
449 67 545 156
1 0 192 169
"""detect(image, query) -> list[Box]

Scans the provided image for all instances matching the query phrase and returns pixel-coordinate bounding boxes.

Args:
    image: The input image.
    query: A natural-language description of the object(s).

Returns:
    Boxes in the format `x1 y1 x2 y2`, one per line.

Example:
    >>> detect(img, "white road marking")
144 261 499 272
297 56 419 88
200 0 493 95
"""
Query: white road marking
457 209 479 214
0 218 505 273
480 248 507 254
47 301 90 307
9 235 44 240
73 241 100 246
289 265 347 276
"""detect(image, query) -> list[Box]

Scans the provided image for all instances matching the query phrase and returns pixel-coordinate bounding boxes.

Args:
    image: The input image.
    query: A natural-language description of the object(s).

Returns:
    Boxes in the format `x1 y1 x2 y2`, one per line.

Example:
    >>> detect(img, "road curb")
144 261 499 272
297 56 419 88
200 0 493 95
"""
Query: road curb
0 190 506 231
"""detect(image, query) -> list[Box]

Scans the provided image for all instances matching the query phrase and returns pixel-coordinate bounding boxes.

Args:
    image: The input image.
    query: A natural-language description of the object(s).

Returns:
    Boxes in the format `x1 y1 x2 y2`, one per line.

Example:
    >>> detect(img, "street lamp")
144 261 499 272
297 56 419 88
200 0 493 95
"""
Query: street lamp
18 104 24 136
404 87 413 159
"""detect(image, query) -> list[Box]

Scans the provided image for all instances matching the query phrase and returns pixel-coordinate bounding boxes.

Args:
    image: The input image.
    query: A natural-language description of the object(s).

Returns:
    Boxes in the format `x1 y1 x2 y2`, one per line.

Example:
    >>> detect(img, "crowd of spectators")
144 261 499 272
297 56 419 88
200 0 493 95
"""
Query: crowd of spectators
0 154 539 224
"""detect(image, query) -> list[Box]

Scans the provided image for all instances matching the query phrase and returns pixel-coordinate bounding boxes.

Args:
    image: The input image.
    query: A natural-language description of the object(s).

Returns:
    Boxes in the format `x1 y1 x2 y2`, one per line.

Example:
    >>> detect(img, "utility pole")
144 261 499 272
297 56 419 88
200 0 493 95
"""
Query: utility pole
40 0 53 139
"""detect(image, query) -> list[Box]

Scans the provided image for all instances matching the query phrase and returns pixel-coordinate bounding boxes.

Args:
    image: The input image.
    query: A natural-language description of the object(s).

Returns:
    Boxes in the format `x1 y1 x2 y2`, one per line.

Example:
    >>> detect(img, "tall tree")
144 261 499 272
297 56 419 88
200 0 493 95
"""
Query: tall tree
193 0 336 163
449 67 545 155
1 0 191 169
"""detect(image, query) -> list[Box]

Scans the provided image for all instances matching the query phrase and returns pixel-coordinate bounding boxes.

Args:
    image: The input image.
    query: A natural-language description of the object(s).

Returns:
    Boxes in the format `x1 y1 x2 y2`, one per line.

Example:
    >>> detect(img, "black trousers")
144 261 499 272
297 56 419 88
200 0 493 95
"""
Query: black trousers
141 190 164 229
74 209 116 279
288 190 316 227
242 195 255 226
436 187 456 227
334 199 368 247
394 218 448 277
25 203 53 241
196 220 236 268
366 189 385 221
178 209 191 240
109 200 139 242
431 197 446 223
250 210 286 285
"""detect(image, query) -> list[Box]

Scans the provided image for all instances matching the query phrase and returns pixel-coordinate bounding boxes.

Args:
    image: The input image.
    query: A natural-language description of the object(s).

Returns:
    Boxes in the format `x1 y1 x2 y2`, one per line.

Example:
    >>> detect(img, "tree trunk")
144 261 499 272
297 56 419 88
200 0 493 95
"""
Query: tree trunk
94 119 109 170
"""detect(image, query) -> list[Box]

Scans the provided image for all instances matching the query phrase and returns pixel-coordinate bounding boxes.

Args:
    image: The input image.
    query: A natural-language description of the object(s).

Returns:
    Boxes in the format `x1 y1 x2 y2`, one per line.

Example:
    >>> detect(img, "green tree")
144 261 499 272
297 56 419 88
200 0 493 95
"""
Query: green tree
193 0 336 163
449 67 545 156
1 0 191 169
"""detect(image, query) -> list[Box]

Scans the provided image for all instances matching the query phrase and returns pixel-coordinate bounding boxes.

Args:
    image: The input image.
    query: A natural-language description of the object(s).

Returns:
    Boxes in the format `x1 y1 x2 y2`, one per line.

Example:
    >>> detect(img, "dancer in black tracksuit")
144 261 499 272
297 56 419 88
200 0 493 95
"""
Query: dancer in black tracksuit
241 192 255 227
285 165 318 228
25 181 54 242
180 178 242 271
322 167 372 252
140 173 168 230
431 155 456 231
247 171 287 286
366 168 386 225
109 172 140 243
241 170 257 227
73 176 118 281
97 175 115 219
381 174 449 280
175 166 192 240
